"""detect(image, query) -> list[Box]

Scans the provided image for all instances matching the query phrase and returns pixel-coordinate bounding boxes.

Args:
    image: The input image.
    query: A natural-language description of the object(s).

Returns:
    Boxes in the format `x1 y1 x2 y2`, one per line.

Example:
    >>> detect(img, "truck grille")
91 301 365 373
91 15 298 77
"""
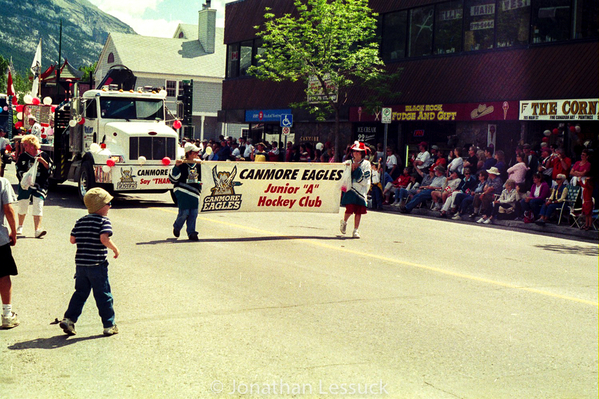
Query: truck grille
129 137 177 160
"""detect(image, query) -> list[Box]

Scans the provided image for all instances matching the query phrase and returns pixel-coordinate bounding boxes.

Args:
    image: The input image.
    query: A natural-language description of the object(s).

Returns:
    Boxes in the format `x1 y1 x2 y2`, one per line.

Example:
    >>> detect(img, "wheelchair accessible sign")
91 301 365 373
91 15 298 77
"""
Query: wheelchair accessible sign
280 114 293 128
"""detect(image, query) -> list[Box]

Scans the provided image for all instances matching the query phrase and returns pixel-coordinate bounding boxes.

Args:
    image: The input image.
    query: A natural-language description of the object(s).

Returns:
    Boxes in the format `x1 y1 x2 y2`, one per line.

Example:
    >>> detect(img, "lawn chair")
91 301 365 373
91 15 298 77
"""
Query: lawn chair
557 185 581 225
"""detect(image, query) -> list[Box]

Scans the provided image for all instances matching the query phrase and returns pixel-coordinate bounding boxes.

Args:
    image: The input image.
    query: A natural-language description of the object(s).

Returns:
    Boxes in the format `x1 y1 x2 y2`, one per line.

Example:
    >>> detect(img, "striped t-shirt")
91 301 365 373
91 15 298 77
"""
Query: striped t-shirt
71 214 113 266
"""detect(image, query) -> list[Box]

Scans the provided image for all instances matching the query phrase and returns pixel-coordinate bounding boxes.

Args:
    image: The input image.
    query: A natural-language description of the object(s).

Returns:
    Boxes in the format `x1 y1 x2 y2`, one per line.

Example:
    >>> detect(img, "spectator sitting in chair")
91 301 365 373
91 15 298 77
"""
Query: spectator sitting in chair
432 169 462 213
393 173 421 207
477 179 518 224
453 170 488 219
400 166 446 213
535 174 568 225
384 167 410 205
470 166 503 218
520 172 550 220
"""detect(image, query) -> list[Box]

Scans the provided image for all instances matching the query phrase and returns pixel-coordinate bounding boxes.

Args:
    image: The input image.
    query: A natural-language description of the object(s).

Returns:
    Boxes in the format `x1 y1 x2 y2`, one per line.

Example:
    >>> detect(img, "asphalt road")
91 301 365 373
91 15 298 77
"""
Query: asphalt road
1 164 597 399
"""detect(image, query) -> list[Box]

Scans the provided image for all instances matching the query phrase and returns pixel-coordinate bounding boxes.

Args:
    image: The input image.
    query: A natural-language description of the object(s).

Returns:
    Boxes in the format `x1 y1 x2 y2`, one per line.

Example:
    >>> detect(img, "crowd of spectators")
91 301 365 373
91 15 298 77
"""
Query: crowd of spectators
370 140 596 230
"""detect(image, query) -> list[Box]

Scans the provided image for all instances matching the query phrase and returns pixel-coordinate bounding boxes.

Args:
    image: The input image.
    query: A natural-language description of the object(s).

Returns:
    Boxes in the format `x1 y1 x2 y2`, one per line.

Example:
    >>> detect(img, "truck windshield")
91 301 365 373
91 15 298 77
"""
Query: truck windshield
100 98 164 121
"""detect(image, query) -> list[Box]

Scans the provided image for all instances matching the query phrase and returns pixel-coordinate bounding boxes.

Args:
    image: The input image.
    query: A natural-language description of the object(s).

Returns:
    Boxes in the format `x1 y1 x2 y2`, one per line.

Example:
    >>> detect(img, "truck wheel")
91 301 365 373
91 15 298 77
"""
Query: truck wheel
170 189 178 206
78 162 95 201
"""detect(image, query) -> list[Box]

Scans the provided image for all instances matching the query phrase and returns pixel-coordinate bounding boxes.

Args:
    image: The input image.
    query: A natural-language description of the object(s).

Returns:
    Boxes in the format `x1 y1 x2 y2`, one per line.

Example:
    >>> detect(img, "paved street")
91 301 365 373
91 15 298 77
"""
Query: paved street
0 164 597 399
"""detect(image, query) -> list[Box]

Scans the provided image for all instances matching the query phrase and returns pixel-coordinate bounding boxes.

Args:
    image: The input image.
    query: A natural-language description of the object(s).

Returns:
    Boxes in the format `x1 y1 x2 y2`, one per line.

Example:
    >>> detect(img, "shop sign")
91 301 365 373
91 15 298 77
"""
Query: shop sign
519 99 599 121
350 101 518 122
245 109 292 122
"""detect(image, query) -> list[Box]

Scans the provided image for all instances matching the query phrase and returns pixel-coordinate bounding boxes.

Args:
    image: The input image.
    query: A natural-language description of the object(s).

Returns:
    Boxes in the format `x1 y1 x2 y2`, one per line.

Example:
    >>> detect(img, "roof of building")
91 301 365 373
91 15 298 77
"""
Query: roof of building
106 27 226 78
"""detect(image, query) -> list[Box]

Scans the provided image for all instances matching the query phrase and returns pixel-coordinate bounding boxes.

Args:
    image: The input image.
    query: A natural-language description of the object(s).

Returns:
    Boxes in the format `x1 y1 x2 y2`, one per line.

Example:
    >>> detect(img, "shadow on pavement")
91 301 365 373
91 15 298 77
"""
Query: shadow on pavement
7 334 107 350
534 243 598 257
136 235 351 245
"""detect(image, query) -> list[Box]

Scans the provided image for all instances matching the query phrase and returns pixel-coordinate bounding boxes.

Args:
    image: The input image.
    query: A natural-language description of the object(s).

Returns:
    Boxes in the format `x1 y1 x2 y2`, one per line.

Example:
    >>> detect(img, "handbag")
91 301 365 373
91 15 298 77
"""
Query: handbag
20 158 39 190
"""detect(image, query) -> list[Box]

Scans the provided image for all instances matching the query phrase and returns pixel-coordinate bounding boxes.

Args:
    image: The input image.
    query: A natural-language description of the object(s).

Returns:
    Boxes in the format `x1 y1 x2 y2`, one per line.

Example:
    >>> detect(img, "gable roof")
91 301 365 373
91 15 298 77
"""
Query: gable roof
105 28 225 79
173 23 198 40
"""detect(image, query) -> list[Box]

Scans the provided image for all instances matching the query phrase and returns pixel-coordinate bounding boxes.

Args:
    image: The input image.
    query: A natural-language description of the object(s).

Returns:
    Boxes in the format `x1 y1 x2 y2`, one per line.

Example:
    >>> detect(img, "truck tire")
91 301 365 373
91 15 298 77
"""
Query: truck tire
78 162 95 202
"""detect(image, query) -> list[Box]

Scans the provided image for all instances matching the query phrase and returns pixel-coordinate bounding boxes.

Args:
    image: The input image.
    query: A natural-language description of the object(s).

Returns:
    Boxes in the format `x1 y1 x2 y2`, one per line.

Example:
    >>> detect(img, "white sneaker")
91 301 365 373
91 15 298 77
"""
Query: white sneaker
340 220 347 235
392 202 401 207
103 325 119 336
352 229 360 239
476 217 485 223
483 218 492 224
16 226 23 235
59 318 76 336
452 213 461 220
1 312 19 329
35 229 47 238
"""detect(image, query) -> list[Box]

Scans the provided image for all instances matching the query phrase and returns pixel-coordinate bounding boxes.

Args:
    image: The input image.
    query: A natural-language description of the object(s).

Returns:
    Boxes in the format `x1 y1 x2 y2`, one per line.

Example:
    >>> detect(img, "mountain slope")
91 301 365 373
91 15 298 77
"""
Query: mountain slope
0 0 136 73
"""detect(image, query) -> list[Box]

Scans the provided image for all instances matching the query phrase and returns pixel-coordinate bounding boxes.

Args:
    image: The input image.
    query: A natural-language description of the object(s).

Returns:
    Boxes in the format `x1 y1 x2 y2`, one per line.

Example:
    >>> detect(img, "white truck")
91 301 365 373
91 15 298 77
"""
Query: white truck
38 67 180 201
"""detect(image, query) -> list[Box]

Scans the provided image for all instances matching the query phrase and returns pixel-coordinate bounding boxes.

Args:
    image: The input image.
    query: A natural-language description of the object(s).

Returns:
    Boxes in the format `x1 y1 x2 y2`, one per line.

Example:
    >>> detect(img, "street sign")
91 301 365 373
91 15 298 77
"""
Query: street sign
282 127 290 135
382 107 392 124
280 114 293 128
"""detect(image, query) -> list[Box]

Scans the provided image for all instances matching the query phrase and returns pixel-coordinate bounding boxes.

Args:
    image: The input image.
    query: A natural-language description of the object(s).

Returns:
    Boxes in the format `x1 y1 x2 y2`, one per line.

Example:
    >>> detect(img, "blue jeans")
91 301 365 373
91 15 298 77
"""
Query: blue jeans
539 202 564 218
405 189 433 211
64 262 115 328
521 198 545 219
371 185 383 209
174 208 198 237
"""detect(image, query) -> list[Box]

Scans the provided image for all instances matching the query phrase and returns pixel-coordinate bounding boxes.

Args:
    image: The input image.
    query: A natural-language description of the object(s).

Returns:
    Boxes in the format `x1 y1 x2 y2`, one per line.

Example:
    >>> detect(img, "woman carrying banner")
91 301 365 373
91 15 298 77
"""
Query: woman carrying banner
340 141 371 239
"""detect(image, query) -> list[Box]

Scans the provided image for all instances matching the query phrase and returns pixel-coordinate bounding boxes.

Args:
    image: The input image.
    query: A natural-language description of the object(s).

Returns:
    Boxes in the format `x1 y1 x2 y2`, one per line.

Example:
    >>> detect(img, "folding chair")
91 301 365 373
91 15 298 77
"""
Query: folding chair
557 185 580 225
592 209 599 231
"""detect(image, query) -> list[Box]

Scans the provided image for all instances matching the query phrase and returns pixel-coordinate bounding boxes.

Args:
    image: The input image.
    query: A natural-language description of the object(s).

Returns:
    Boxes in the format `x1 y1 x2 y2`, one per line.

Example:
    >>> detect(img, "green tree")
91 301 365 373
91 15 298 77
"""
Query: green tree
248 0 386 161
79 62 97 83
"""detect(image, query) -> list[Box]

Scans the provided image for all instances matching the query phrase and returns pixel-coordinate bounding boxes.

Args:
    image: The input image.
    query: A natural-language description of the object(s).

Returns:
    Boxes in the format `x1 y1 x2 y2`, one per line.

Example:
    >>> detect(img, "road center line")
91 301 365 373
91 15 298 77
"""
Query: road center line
152 208 598 307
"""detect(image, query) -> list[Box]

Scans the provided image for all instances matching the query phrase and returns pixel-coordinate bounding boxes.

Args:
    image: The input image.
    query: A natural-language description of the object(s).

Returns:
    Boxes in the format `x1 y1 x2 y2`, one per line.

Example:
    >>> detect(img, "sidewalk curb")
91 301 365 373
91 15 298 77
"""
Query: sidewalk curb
380 205 598 243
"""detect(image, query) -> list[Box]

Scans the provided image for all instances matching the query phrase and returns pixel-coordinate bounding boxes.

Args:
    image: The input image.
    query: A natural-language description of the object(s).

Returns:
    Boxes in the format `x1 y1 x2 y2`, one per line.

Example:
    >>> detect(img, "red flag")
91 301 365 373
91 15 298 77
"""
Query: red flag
6 69 17 105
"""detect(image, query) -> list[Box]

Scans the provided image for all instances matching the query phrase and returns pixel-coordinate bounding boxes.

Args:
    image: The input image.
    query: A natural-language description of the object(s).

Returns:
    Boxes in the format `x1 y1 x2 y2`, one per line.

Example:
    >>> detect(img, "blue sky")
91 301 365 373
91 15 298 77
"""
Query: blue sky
88 0 233 38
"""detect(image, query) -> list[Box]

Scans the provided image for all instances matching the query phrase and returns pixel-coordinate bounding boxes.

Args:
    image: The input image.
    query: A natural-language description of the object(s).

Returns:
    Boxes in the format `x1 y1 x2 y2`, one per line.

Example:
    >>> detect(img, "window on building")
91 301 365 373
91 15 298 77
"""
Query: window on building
532 0 571 43
107 53 114 63
381 10 408 61
574 0 598 39
253 38 265 67
240 40 253 76
464 0 496 51
434 1 464 54
496 0 531 48
166 80 176 97
178 32 184 38
409 5 435 57
227 43 240 78
178 81 184 97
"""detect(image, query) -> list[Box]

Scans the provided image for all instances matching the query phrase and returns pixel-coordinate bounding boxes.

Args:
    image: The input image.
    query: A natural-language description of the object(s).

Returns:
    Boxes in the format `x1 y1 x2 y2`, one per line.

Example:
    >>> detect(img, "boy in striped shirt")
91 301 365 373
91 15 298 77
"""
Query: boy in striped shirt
59 187 120 336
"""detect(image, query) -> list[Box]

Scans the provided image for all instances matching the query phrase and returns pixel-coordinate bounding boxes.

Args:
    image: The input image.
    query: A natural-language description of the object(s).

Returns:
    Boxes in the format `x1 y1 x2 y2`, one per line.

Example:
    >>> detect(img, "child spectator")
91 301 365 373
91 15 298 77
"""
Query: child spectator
59 187 120 336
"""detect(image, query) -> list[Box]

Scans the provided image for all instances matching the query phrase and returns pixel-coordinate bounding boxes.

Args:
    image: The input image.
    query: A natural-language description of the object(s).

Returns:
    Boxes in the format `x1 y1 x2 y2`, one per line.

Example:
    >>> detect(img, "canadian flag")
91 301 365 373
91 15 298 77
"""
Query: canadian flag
6 68 17 105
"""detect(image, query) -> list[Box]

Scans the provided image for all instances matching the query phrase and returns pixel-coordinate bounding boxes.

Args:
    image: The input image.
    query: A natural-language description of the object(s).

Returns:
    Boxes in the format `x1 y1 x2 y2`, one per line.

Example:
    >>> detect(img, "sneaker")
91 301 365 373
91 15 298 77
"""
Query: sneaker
483 218 492 224
1 312 19 329
469 213 477 219
103 325 119 336
59 318 76 336
173 228 180 238
352 229 360 239
340 220 347 235
16 226 23 235
452 213 462 220
476 217 485 223
35 229 47 239
433 203 442 211
535 219 546 225
188 232 199 241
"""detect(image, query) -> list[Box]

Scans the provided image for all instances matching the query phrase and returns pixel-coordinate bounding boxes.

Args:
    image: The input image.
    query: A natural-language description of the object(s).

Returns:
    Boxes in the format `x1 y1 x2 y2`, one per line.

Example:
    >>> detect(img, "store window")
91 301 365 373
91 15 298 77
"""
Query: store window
409 5 435 57
573 0 598 39
254 38 265 67
381 10 408 61
166 80 176 97
227 43 240 78
496 0 531 48
240 40 253 76
464 0 496 51
434 1 463 54
531 0 571 43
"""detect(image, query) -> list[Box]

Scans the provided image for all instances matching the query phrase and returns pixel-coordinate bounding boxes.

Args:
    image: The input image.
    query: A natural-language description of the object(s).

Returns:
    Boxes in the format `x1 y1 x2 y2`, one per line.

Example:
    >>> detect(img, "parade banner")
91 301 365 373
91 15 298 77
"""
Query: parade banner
199 161 349 213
